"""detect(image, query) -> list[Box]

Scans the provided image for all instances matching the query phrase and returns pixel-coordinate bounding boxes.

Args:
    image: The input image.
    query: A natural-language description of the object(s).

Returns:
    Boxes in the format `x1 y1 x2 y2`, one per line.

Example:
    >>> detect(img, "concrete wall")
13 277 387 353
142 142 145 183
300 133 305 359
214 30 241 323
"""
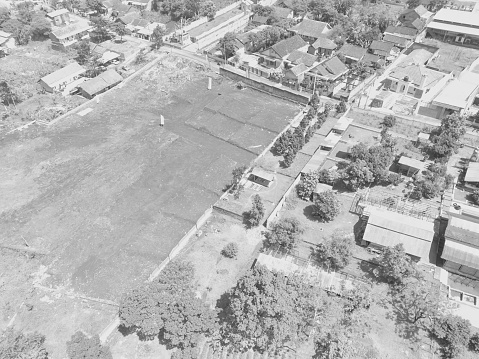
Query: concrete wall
265 173 302 228
220 66 311 104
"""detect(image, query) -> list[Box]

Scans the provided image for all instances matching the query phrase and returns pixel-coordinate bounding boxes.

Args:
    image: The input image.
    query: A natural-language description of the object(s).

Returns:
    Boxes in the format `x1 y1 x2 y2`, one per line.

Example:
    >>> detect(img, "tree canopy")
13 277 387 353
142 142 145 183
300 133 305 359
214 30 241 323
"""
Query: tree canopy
66 332 112 359
218 32 237 59
315 232 354 270
263 217 303 250
313 190 341 222
375 244 415 284
0 328 48 359
429 113 466 160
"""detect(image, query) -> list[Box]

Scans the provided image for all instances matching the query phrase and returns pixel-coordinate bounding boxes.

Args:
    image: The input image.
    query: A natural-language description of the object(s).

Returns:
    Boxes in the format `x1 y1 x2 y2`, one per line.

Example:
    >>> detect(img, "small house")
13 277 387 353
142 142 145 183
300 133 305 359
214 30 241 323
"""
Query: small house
46 8 70 26
382 33 411 50
399 5 432 30
308 36 336 57
289 19 332 44
39 62 86 93
416 132 430 145
397 156 424 176
383 26 417 41
338 44 367 64
368 40 399 60
249 168 275 187
79 69 123 99
271 6 293 19
312 182 333 201
50 21 92 50
465 162 479 190
251 15 269 26
259 35 308 68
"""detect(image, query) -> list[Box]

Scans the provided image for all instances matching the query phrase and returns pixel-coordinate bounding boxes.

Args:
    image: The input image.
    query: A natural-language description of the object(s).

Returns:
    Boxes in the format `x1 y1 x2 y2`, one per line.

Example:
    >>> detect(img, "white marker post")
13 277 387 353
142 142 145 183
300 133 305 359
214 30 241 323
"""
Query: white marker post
160 115 165 126
207 77 212 90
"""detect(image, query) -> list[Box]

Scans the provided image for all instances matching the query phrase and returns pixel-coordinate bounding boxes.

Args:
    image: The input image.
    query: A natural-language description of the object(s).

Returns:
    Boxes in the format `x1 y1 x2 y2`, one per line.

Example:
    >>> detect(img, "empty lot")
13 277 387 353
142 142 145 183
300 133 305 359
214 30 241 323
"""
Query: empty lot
0 55 300 300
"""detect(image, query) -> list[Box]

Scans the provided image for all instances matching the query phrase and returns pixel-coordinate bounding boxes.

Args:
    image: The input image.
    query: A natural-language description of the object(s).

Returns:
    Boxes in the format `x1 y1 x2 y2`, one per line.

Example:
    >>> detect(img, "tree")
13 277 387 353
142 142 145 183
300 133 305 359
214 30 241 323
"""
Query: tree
469 333 479 353
86 0 105 13
272 130 294 156
316 232 354 270
218 32 236 59
0 80 19 108
247 194 265 227
433 314 471 358
200 0 216 18
75 39 92 65
29 13 51 40
229 165 247 193
119 261 218 350
283 150 295 168
221 242 238 258
471 190 479 206
66 331 112 359
336 100 347 114
220 265 323 353
406 0 421 8
297 170 320 200
90 16 110 43
376 244 415 284
263 217 303 250
382 115 396 129
2 19 30 45
429 114 466 159
0 328 48 359
0 7 10 26
341 160 374 191
150 25 166 50
313 190 341 222
110 22 129 41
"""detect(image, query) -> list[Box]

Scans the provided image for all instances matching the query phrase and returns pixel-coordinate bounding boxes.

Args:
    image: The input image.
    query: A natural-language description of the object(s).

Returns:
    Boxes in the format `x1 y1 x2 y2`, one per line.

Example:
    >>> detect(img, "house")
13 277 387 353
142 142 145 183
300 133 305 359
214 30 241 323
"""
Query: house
398 5 432 30
304 56 348 94
271 6 293 19
319 132 341 150
283 63 309 85
50 21 92 50
426 8 479 47
382 33 412 50
39 62 86 93
397 156 425 176
362 53 385 68
386 53 446 99
259 35 308 68
431 79 479 118
124 0 148 10
465 162 479 190
308 36 336 57
337 44 367 64
312 182 333 201
124 18 166 40
275 0 295 10
46 8 70 26
251 14 269 26
188 8 249 51
384 25 418 40
362 207 434 261
79 69 123 99
286 50 317 67
235 25 270 53
249 167 274 187
289 19 332 44
442 214 479 280
368 40 399 60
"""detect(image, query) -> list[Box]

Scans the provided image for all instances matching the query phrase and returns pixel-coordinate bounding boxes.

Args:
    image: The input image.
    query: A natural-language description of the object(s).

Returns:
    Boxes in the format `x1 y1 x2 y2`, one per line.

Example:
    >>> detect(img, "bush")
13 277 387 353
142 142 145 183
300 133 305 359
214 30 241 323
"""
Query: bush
417 179 441 199
336 100 347 114
264 218 303 250
376 244 415 284
221 242 238 258
472 190 479 206
66 331 112 359
297 171 319 200
433 314 471 358
388 173 403 186
382 115 396 128
469 333 479 352
316 232 354 270
313 190 341 222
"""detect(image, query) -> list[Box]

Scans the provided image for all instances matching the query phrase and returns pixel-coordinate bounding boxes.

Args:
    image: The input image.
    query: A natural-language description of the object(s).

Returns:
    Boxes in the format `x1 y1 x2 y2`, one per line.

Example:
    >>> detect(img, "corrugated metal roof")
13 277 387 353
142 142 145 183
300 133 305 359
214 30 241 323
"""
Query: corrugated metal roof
251 167 275 182
433 80 478 110
40 62 85 87
465 162 479 182
433 8 479 27
79 69 122 96
313 182 332 194
363 207 434 259
52 21 92 40
442 239 479 270
398 156 424 170
427 21 479 37
46 8 69 18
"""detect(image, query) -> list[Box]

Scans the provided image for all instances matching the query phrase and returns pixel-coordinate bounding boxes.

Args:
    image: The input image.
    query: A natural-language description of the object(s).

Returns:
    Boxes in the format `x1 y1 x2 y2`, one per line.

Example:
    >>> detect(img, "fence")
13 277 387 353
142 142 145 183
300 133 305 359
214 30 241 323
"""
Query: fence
219 66 311 104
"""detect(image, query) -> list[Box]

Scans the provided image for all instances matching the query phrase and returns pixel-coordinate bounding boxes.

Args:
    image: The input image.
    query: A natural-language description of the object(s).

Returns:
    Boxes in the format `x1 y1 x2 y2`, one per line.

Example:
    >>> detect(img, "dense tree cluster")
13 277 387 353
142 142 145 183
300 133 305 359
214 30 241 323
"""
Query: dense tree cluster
429 113 466 160
315 232 354 270
0 3 51 45
313 189 341 222
263 217 303 250
66 332 112 359
119 261 218 356
375 243 415 285
156 0 216 20
0 328 49 359
412 162 454 199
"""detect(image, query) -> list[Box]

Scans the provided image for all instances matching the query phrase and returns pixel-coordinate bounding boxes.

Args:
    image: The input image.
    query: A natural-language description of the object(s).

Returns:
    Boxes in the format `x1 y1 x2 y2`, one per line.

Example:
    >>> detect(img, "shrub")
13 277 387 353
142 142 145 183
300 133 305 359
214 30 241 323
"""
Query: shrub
469 333 479 352
472 190 479 206
316 232 354 270
382 115 396 128
313 190 341 222
336 100 347 114
376 244 415 284
388 173 402 186
221 242 239 258
297 171 319 200
433 314 471 358
66 331 112 359
264 218 303 250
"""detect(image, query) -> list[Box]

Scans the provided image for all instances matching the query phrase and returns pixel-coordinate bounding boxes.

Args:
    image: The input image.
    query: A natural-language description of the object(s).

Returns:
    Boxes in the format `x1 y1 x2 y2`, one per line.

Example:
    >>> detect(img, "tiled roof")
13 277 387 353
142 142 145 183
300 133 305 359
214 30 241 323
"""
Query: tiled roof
383 34 409 47
384 25 417 37
287 50 317 66
369 40 394 53
80 69 123 96
52 21 92 40
289 19 330 39
309 56 347 79
46 8 69 18
290 63 309 75
362 53 381 65
270 35 307 58
338 44 367 60
252 15 269 24
407 18 424 30
389 64 444 88
40 62 85 87
311 36 336 50
277 0 295 9
130 18 149 27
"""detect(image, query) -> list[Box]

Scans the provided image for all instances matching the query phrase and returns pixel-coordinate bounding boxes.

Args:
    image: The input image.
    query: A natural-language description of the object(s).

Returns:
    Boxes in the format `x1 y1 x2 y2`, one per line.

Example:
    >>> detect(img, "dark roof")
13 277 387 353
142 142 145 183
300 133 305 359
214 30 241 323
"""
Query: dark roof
272 6 292 18
383 33 409 47
252 15 269 24
276 0 295 10
80 69 123 96
407 18 424 30
287 50 317 66
130 18 149 27
369 40 395 53
309 56 347 79
40 62 85 86
289 19 330 39
311 36 336 50
338 44 367 60
363 53 381 65
270 35 307 58
442 214 479 269
289 63 309 76
385 25 417 37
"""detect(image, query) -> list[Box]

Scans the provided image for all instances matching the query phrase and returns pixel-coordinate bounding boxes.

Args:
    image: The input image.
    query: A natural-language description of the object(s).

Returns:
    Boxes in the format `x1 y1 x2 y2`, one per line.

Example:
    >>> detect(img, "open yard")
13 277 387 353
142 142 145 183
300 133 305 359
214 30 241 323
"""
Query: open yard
0 54 300 357
423 38 479 74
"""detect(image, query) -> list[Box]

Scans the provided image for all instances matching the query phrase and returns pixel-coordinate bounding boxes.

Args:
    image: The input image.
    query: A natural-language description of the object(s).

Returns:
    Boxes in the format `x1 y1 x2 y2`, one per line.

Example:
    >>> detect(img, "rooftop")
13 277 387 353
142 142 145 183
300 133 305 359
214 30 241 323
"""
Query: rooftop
271 6 292 18
311 36 336 50
465 162 479 182
423 38 479 74
313 182 333 194
363 207 434 259
267 35 308 58
289 19 331 39
289 63 309 76
432 8 479 27
79 69 123 96
251 167 275 182
51 21 92 40
369 40 395 53
251 14 268 24
443 215 479 269
338 44 367 60
384 25 417 38
189 8 243 38
40 62 85 87
383 34 410 47
432 79 478 109
398 155 425 170
46 8 69 18
309 56 348 79
389 62 445 88
287 50 317 67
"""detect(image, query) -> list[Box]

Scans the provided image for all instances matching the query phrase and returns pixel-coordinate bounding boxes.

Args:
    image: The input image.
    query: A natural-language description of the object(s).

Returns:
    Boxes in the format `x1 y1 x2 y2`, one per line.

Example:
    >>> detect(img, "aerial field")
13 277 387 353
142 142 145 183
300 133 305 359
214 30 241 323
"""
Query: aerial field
0 55 300 302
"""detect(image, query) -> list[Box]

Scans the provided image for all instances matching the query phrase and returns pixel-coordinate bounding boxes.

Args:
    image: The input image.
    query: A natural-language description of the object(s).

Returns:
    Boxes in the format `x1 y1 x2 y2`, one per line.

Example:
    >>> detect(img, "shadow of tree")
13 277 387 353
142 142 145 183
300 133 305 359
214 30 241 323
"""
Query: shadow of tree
302 205 318 222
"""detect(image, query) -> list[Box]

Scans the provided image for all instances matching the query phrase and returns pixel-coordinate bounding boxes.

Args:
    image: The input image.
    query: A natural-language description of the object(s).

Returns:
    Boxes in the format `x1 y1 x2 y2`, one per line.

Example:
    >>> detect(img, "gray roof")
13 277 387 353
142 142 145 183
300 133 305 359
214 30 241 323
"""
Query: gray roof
398 156 424 170
442 215 479 269
287 50 317 66
52 21 92 40
369 40 395 53
338 44 367 60
80 69 123 96
46 8 69 18
272 6 292 18
289 19 330 39
383 34 410 47
269 35 307 58
311 36 336 50
465 162 479 183
40 62 85 87
384 25 417 37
